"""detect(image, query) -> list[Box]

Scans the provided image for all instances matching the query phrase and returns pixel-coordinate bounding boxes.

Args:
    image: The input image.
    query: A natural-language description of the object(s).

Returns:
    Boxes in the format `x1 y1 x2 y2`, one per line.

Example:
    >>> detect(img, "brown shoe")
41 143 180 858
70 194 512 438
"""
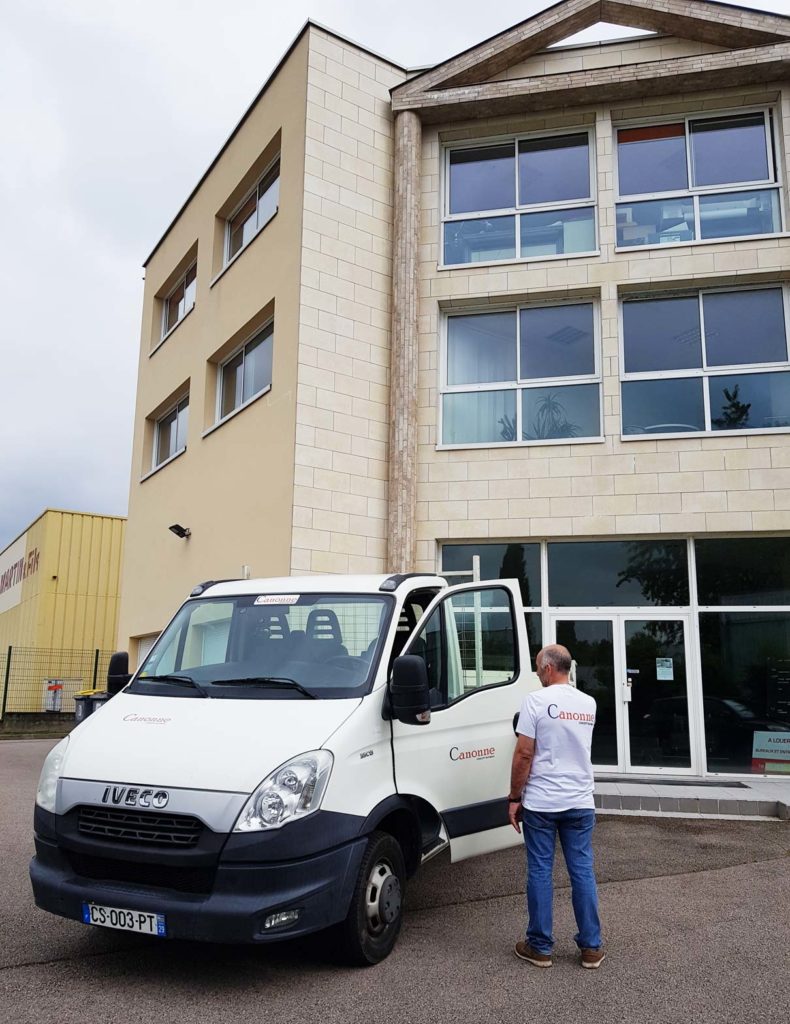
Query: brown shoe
581 948 605 969
515 941 552 967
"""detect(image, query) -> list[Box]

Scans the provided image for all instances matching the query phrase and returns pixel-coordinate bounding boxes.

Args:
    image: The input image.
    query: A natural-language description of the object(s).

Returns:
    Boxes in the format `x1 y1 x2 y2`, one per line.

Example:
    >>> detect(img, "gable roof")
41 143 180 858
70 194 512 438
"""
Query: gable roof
392 0 790 99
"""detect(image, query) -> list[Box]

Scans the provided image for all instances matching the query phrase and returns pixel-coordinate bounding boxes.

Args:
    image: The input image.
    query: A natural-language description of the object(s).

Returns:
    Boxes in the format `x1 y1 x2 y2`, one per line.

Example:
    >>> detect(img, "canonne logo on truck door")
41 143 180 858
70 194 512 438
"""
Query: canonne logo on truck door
449 745 496 761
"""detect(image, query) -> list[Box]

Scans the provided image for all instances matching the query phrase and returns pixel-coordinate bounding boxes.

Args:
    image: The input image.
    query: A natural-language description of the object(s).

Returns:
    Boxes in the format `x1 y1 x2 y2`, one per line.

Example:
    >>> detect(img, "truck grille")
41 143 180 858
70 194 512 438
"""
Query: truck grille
78 807 204 848
66 851 214 894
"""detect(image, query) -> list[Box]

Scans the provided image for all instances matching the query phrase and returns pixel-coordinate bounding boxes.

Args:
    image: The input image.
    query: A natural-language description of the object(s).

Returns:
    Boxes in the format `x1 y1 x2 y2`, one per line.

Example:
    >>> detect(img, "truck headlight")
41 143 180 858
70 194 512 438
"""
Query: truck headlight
233 750 333 832
36 736 69 813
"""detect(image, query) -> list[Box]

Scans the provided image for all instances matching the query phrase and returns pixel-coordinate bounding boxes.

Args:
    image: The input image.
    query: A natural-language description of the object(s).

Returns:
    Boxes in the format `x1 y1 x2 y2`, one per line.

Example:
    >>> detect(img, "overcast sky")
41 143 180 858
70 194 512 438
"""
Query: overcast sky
1 0 789 551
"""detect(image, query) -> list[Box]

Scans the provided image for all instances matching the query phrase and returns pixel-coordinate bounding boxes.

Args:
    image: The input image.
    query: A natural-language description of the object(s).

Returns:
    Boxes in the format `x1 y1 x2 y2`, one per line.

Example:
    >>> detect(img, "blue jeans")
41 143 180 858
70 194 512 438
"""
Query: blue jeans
523 808 602 954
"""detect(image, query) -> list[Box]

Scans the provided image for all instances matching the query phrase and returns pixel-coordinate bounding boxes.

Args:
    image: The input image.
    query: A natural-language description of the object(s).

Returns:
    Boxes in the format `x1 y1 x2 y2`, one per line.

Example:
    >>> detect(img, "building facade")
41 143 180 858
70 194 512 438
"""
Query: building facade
119 0 790 778
0 510 126 713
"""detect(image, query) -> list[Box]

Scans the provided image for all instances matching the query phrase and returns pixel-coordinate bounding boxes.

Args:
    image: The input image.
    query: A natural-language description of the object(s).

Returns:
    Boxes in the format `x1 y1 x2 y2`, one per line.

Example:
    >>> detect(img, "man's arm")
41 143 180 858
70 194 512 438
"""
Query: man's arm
508 734 535 832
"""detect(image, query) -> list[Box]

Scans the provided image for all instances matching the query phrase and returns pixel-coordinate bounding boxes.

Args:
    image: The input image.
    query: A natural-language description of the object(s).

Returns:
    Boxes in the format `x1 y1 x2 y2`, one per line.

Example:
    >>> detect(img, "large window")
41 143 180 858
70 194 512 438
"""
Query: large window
153 396 188 469
621 286 790 437
443 131 596 266
441 302 601 446
218 321 273 421
615 110 782 248
226 158 280 264
162 263 196 338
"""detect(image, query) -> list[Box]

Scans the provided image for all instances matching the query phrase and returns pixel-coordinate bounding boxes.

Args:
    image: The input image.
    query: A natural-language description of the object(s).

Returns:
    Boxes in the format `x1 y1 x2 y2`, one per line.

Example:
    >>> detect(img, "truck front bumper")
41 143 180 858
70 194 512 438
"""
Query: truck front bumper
30 833 367 944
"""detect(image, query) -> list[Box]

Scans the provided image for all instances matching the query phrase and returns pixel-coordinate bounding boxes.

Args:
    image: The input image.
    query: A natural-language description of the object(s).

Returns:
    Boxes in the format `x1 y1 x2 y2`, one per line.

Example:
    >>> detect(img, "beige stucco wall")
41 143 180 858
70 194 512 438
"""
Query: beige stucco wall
290 30 407 574
414 76 790 572
118 34 310 653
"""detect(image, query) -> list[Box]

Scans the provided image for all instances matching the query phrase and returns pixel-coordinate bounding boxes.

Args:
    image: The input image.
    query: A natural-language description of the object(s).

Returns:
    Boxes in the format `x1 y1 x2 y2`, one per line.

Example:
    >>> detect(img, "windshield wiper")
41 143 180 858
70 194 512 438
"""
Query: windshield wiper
214 676 316 699
137 674 209 697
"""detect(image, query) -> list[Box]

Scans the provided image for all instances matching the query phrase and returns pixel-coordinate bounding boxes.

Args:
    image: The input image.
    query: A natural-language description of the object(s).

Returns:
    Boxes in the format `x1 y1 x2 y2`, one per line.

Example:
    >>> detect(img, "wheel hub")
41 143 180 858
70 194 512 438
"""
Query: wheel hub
365 860 402 933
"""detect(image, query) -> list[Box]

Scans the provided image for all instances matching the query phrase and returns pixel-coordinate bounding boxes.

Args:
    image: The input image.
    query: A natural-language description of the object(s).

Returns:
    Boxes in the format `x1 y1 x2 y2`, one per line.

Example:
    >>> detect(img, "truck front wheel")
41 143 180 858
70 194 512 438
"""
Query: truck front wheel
337 830 406 965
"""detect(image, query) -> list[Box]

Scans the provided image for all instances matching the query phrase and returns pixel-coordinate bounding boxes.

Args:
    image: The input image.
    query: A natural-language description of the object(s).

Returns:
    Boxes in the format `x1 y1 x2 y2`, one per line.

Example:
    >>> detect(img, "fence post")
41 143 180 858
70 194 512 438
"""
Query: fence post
92 649 100 689
1 646 11 721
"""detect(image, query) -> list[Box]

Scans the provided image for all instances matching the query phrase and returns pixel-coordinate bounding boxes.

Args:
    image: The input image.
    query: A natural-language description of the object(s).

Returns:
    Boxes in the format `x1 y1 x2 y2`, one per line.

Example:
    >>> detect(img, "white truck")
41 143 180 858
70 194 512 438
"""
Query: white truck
30 573 536 964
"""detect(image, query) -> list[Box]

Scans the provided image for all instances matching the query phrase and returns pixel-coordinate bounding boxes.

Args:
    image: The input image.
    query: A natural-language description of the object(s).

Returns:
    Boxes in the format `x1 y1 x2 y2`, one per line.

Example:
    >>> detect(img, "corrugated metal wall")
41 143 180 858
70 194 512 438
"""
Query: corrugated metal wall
0 510 126 653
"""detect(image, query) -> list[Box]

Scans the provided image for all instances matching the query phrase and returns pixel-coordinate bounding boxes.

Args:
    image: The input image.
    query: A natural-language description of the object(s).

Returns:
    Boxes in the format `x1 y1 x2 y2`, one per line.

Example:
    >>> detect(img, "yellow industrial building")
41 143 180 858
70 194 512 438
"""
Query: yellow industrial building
0 510 126 716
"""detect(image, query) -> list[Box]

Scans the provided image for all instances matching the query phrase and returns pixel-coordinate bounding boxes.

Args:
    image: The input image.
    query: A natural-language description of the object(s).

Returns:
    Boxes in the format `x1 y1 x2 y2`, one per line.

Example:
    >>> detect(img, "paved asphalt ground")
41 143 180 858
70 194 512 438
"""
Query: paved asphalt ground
3 739 790 1024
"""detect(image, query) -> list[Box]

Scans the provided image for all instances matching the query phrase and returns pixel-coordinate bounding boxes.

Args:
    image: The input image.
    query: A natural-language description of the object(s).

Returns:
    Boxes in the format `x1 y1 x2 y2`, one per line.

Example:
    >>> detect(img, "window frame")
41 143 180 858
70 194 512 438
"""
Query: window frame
224 155 280 266
152 394 189 471
440 126 599 270
160 262 197 341
439 298 603 449
214 319 274 426
619 283 790 441
613 106 785 251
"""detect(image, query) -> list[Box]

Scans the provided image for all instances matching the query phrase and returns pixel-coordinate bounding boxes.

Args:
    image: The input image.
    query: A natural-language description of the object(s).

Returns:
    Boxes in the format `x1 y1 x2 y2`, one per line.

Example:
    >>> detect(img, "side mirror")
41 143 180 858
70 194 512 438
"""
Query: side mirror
107 651 131 696
390 655 431 725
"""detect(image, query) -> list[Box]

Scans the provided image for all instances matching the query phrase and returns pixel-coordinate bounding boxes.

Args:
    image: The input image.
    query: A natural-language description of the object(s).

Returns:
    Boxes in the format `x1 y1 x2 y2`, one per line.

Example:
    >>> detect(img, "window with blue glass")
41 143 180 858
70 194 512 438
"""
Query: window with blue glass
442 302 601 446
615 110 782 248
621 287 790 437
443 131 596 267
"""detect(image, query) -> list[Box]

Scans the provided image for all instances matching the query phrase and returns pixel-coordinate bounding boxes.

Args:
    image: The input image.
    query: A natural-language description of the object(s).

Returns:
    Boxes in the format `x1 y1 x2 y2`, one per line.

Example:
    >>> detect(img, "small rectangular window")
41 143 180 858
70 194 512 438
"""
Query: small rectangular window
218 322 273 421
447 311 516 386
518 133 591 206
226 159 280 263
162 263 196 337
154 397 188 468
449 145 515 215
689 113 769 188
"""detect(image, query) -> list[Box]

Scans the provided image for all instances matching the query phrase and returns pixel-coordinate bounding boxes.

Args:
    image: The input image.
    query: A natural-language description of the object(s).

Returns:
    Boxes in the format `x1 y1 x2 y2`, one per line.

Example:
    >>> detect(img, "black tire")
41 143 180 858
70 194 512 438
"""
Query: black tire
336 830 406 966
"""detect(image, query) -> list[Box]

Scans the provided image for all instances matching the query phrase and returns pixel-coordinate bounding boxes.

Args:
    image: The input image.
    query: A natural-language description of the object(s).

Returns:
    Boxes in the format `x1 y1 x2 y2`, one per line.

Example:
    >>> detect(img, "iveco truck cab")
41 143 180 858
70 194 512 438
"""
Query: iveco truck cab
31 573 535 964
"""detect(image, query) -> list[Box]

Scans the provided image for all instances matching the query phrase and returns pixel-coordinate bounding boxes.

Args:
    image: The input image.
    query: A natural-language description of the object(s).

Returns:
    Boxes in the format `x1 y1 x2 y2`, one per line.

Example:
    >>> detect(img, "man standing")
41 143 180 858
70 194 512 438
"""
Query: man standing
508 643 604 969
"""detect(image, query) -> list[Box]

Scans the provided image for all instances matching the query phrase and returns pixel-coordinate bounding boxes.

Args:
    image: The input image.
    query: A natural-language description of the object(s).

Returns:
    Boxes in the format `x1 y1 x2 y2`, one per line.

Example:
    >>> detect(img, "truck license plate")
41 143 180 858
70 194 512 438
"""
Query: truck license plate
81 903 166 936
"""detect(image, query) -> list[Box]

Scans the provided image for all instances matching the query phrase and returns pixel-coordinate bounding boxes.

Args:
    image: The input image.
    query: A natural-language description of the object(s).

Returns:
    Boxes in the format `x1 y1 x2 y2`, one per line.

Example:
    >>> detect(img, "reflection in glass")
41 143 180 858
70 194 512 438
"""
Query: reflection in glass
522 385 599 440
449 145 515 214
626 619 690 769
621 378 705 435
518 133 590 205
622 297 701 373
555 619 617 765
696 538 790 606
520 207 596 257
443 216 517 265
447 312 517 385
221 351 244 418
520 303 595 379
698 189 780 240
548 540 689 607
616 197 695 247
709 371 790 431
699 612 790 773
242 328 273 403
442 389 516 445
441 542 541 608
617 123 688 196
228 194 257 260
703 289 786 367
690 113 769 187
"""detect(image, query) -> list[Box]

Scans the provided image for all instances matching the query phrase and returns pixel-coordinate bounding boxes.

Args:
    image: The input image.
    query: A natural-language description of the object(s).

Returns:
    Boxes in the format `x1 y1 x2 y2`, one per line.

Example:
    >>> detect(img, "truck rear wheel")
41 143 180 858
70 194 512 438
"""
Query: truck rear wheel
337 830 405 965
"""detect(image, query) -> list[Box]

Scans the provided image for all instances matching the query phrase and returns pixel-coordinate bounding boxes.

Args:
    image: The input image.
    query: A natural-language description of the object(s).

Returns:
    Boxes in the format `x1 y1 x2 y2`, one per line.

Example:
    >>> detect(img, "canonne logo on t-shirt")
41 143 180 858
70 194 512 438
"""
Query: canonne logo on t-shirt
547 704 595 726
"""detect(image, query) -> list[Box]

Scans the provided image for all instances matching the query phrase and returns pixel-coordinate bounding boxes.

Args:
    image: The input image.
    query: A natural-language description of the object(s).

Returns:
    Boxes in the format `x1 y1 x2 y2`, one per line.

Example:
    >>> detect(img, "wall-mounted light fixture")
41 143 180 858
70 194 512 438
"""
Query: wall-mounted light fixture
168 523 191 539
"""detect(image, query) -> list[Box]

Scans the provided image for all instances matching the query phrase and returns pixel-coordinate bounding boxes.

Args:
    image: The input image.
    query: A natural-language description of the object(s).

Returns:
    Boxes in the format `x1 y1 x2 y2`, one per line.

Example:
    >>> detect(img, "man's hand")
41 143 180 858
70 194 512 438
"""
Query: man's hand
508 799 522 832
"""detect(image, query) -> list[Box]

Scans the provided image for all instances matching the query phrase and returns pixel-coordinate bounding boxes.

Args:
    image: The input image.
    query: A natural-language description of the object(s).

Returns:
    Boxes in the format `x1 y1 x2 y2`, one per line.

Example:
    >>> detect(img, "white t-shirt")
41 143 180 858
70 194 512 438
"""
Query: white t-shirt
516 683 596 812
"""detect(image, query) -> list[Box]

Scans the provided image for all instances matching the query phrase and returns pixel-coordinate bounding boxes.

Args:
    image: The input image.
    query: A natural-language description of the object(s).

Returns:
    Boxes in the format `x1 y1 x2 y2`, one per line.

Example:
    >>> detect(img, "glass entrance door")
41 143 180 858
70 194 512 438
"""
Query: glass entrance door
553 615 695 774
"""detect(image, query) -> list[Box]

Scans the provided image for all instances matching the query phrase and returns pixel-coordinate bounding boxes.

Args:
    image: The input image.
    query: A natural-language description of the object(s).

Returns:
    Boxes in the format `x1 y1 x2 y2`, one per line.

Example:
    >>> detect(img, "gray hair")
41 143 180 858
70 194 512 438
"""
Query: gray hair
538 644 572 675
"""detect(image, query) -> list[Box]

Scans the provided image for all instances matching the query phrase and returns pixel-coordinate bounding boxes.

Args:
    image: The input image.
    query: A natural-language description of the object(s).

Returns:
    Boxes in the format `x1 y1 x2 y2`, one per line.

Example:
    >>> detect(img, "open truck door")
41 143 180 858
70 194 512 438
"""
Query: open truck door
389 579 535 862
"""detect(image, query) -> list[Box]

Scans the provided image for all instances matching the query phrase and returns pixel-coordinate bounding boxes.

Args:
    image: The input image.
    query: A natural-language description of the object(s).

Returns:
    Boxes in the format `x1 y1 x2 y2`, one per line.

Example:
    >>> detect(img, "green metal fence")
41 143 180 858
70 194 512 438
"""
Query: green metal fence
0 646 115 719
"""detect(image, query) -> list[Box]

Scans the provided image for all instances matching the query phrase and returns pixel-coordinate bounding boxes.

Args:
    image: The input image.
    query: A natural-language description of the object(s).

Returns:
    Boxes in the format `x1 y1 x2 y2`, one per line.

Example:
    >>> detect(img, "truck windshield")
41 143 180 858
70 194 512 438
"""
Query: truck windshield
131 593 394 699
